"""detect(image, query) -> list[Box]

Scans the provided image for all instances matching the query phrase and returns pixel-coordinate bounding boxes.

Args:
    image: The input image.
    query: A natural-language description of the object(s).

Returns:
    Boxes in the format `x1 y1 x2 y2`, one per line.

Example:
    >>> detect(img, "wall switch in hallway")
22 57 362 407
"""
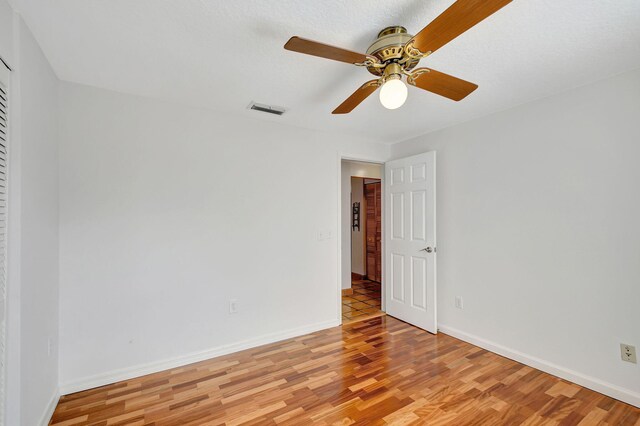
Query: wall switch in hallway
317 228 332 241
229 299 238 314
620 343 637 363
455 296 464 310
48 337 53 357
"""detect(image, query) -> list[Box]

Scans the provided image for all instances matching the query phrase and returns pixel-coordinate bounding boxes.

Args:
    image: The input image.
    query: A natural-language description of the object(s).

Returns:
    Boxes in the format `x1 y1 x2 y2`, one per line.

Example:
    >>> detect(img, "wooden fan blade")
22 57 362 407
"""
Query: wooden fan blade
284 36 371 65
408 68 477 101
409 0 512 55
333 80 381 114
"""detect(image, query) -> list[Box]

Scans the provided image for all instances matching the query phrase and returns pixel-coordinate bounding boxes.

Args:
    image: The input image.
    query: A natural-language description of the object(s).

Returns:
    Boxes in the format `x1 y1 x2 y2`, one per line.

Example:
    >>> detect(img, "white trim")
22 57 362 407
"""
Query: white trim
438 324 640 408
5 13 22 425
0 56 11 72
60 319 339 396
38 390 59 426
340 154 386 165
0 53 9 426
336 153 343 324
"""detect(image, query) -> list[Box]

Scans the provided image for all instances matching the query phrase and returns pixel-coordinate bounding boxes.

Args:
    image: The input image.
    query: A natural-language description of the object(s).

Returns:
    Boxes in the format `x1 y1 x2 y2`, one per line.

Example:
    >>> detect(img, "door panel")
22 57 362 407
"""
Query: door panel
391 192 404 239
411 256 427 310
384 152 436 333
411 190 426 241
365 182 382 282
391 253 404 302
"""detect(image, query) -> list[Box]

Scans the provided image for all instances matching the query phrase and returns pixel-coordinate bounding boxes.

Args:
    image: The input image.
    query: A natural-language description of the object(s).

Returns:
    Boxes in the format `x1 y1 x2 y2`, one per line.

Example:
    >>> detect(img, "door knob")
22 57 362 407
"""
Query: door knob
421 247 435 253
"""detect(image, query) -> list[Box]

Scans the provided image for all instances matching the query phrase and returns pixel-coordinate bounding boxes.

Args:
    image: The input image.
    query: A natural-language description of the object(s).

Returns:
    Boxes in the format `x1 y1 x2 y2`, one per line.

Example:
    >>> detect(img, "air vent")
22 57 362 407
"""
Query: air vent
248 102 286 116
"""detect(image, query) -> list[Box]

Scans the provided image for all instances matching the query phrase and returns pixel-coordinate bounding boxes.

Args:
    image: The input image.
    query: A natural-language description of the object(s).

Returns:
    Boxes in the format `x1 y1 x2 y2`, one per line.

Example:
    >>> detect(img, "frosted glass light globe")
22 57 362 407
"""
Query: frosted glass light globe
379 79 408 110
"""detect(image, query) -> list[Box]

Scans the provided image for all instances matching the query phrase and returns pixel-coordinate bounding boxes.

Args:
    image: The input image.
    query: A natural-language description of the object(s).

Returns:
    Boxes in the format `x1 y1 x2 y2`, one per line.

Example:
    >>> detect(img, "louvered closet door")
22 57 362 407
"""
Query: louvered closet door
0 62 9 426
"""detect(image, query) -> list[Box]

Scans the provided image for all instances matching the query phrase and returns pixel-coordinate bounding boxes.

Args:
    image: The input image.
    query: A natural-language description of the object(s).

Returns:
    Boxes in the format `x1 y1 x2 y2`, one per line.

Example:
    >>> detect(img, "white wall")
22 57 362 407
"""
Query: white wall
58 82 389 391
0 2 60 424
340 161 381 290
0 1 13 68
18 16 60 426
392 68 640 406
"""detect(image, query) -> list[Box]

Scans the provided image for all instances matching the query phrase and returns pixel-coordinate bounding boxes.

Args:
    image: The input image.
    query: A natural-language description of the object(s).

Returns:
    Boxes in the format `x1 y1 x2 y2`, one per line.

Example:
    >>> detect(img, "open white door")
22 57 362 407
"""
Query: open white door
384 152 436 333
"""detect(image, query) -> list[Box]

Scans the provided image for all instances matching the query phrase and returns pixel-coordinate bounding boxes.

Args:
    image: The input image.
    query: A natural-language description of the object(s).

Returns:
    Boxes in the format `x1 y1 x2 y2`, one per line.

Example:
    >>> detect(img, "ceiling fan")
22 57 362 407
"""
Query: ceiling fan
284 0 512 114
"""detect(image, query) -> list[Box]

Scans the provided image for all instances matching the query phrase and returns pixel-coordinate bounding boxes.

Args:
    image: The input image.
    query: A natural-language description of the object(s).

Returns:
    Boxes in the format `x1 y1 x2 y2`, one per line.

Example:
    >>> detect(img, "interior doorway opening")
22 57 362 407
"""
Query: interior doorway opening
341 160 384 324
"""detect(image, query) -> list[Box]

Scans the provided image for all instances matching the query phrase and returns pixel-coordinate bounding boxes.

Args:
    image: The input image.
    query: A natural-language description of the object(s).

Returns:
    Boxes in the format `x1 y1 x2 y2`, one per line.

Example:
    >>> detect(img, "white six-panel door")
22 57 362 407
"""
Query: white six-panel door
384 152 436 333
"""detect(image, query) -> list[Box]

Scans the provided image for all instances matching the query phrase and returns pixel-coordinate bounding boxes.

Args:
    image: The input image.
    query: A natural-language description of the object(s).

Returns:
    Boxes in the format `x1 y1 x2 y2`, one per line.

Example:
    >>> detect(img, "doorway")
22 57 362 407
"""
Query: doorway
341 160 384 323
339 152 438 333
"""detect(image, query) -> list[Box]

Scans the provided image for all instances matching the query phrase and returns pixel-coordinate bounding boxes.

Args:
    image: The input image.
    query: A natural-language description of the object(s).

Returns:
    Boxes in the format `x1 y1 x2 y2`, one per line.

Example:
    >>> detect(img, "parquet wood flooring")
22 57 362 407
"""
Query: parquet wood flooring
50 316 640 425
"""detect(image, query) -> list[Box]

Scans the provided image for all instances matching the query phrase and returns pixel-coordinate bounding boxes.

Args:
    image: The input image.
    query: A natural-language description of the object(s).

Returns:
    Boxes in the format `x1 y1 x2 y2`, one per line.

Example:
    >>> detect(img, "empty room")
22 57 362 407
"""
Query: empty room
1 0 639 425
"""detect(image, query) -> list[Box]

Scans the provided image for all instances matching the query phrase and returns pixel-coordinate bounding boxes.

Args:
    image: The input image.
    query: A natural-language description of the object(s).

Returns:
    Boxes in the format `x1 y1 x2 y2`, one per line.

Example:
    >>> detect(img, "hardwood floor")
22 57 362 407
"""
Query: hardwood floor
50 316 640 425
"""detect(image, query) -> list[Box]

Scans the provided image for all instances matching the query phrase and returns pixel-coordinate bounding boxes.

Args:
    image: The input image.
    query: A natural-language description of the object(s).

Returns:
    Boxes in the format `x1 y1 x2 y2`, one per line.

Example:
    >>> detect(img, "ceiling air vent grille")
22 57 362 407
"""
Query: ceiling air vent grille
248 102 286 116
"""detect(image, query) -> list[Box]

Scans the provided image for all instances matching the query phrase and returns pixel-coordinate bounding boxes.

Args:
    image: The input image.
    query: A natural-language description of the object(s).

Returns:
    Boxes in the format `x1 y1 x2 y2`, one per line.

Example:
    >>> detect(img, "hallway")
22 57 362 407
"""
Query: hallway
341 279 383 323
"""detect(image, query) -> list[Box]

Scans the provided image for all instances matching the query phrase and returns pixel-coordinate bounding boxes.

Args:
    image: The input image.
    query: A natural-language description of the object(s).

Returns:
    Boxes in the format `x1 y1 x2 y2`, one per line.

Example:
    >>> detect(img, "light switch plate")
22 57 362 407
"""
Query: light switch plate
317 228 332 241
229 299 238 314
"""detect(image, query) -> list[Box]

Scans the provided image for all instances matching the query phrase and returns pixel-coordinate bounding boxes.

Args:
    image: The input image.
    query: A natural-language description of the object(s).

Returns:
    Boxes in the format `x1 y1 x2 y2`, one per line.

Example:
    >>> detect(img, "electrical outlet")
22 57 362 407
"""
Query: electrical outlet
455 296 464 310
229 299 238 314
620 343 637 364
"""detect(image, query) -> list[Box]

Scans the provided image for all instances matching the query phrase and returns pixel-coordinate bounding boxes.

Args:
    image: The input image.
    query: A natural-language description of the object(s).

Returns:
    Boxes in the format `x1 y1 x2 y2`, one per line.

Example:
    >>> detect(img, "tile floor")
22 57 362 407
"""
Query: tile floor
342 279 383 323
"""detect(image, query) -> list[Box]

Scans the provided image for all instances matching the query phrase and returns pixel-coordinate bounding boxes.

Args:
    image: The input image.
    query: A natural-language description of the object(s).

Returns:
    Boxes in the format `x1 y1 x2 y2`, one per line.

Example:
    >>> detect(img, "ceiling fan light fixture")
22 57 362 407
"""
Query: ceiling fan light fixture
379 77 407 110
285 0 512 114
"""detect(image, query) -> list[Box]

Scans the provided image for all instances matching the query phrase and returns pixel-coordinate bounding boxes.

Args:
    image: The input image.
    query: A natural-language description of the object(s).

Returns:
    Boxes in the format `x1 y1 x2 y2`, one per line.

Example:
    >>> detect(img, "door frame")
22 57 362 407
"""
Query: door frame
337 153 386 325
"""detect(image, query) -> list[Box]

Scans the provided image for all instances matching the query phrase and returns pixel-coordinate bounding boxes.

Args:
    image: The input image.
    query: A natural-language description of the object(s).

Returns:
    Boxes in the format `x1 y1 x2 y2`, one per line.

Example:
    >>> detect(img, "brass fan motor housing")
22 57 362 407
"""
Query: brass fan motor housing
365 26 420 76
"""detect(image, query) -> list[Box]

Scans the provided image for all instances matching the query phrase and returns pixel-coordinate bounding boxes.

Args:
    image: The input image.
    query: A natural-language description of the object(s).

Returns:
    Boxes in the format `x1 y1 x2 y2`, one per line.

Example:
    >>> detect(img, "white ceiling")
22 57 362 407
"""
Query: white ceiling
11 0 640 144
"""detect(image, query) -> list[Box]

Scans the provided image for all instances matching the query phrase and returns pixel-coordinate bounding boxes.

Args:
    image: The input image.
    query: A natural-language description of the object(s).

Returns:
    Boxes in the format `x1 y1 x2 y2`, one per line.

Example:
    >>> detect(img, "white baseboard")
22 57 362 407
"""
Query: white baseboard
59 319 340 396
438 324 640 408
39 389 60 426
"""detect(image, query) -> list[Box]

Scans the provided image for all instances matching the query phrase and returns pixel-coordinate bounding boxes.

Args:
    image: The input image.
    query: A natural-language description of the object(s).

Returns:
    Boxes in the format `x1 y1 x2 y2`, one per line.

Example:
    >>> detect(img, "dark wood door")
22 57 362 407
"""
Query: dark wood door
365 181 382 282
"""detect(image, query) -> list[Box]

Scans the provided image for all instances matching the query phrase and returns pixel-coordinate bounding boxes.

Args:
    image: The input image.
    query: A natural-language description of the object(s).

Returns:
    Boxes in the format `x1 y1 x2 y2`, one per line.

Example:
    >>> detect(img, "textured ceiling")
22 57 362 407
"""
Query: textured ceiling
10 0 640 144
